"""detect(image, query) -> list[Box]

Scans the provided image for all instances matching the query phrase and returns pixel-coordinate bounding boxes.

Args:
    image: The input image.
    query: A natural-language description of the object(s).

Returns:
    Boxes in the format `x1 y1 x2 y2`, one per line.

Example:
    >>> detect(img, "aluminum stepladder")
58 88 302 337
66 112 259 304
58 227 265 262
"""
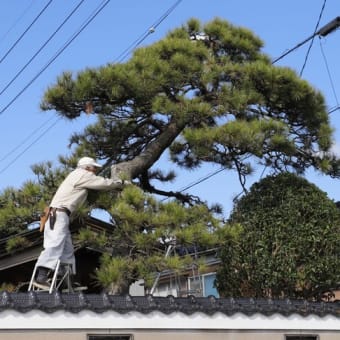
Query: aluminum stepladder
149 242 175 295
28 260 74 294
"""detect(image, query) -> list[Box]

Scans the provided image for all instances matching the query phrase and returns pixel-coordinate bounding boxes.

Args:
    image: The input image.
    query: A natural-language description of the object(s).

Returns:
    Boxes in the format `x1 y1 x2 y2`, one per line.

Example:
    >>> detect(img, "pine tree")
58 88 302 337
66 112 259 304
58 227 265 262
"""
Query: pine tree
41 17 339 189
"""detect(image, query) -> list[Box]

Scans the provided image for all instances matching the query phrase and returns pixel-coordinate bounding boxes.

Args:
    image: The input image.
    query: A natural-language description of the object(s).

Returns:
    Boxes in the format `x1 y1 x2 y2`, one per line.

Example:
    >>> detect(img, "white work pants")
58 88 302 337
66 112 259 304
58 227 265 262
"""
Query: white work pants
36 211 76 273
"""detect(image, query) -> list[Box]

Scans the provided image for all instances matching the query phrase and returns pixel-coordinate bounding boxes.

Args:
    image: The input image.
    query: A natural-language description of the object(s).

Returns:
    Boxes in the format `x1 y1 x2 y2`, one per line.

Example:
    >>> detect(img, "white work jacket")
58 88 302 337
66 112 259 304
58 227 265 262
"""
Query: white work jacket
50 167 123 214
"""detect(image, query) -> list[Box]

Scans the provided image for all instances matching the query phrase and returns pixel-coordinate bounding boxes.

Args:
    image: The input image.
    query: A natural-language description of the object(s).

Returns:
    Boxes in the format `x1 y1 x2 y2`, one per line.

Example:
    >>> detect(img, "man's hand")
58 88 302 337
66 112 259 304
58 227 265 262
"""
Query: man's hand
111 164 133 185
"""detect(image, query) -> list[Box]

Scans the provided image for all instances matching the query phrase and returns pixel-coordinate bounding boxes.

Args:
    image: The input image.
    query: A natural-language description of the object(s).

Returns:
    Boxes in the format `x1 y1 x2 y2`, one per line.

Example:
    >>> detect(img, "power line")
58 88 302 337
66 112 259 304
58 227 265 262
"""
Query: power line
271 14 340 115
1 1 337 212
161 167 227 202
0 0 111 172
0 0 111 115
0 116 61 175
329 105 340 114
319 39 340 112
0 115 59 163
0 0 35 43
115 0 183 62
0 0 183 174
0 0 54 64
272 16 340 64
179 167 226 192
0 0 86 97
299 0 326 76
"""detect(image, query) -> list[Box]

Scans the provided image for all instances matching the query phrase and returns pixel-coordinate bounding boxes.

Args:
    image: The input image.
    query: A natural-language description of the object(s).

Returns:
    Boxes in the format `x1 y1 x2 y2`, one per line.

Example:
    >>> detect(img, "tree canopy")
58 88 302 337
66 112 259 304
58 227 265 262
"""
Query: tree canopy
216 172 340 300
40 17 339 195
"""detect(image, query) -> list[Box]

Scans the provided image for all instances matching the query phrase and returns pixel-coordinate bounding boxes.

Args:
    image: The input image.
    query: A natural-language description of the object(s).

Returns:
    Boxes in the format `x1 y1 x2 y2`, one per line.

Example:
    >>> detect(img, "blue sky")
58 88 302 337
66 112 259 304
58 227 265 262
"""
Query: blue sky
0 0 339 217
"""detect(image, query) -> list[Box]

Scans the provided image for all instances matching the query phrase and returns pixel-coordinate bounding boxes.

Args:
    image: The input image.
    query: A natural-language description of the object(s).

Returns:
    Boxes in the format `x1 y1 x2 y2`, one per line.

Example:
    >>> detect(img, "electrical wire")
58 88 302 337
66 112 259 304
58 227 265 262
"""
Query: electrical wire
0 0 35 43
0 0 111 115
115 0 183 62
328 105 340 114
0 0 183 173
0 115 57 163
272 2 327 66
0 1 112 173
0 0 86 97
161 166 227 202
319 39 340 112
299 0 326 76
178 166 226 192
3 0 332 198
0 116 61 175
0 0 54 65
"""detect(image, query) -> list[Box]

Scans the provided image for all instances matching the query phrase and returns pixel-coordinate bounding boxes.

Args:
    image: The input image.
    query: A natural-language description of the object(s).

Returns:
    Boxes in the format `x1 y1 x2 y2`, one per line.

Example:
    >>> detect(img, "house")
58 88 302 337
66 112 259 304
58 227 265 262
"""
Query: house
0 216 222 297
150 247 220 298
1 292 340 339
0 216 116 292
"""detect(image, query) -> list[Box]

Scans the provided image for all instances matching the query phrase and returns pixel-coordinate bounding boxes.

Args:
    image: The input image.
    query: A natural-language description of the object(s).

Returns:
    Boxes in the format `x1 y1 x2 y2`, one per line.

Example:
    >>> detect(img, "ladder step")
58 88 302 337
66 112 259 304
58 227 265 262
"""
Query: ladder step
62 286 87 293
30 281 51 291
28 260 84 293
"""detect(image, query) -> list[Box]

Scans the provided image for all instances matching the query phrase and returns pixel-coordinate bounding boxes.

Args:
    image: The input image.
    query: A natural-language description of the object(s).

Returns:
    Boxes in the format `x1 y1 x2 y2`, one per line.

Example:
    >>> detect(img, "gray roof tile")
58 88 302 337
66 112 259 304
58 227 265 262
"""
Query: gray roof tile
1 292 340 317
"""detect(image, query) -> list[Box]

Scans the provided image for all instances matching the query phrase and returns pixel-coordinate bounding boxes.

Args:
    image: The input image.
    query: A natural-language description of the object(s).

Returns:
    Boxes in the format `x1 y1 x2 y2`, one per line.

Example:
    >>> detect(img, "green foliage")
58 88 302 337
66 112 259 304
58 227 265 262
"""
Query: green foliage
94 185 223 291
0 161 68 237
216 172 340 300
0 184 44 238
0 282 16 292
6 236 30 253
76 228 108 249
39 17 339 188
96 254 130 291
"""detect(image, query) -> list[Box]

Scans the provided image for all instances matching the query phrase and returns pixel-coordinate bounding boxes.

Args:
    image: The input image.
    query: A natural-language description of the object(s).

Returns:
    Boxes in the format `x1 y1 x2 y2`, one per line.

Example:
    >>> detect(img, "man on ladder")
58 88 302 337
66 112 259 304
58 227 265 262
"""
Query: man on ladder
29 156 131 292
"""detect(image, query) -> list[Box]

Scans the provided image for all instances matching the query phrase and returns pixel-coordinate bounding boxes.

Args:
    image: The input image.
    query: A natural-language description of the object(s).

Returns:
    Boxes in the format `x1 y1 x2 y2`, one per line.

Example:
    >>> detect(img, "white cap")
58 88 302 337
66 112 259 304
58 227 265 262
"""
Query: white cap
77 157 102 168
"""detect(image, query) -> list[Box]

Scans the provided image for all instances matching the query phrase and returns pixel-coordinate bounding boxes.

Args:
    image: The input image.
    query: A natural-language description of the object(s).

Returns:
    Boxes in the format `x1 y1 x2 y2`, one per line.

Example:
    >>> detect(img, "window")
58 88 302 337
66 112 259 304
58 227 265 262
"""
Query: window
88 335 132 340
188 272 219 297
285 335 318 340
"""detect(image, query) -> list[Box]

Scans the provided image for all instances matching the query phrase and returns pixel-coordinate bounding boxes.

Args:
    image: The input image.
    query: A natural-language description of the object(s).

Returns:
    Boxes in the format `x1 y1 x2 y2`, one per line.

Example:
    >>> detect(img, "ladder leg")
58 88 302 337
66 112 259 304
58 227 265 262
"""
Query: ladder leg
56 263 70 292
28 261 86 293
66 264 74 293
28 264 39 291
28 260 60 293
49 260 61 294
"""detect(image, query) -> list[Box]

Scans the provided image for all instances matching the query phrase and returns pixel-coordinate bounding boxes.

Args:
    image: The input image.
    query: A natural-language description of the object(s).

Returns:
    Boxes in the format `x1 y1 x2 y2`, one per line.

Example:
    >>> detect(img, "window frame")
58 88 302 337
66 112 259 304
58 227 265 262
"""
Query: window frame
87 335 133 340
188 271 219 297
285 334 319 340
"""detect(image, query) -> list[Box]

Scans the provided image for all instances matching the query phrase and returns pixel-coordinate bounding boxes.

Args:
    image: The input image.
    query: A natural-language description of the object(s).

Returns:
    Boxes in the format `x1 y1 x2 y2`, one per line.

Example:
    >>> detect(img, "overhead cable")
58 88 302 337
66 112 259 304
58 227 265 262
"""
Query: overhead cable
272 15 339 65
0 0 111 115
329 105 340 114
0 0 35 43
0 0 86 97
0 115 59 163
319 39 340 112
0 0 53 64
0 0 183 173
161 166 226 202
299 0 326 76
115 0 183 62
0 116 61 175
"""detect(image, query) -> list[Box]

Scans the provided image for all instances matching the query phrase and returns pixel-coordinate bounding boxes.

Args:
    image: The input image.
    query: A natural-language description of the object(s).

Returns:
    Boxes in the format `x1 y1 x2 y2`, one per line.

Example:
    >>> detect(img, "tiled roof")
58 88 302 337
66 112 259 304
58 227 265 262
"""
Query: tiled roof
1 292 340 316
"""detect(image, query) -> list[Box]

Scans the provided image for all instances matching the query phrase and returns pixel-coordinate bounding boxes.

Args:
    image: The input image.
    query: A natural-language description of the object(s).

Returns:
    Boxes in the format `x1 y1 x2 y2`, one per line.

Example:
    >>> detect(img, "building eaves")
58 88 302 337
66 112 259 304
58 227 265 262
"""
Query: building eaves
0 215 114 270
